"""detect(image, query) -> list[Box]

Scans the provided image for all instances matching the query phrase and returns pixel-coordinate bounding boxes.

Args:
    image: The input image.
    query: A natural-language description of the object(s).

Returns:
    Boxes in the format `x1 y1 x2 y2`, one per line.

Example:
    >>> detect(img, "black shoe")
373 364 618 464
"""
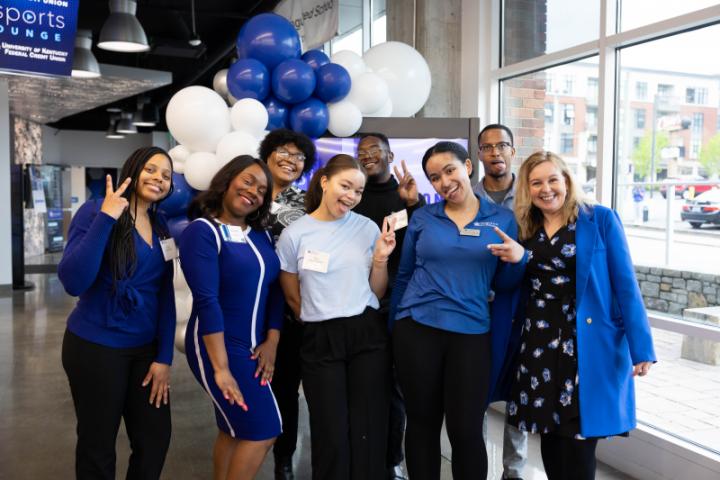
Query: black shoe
388 464 408 480
274 455 294 480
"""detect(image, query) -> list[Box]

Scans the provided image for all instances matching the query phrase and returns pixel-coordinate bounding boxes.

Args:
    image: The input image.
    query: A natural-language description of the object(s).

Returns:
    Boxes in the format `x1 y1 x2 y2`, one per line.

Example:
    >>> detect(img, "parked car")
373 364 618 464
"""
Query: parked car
680 188 720 229
660 175 717 199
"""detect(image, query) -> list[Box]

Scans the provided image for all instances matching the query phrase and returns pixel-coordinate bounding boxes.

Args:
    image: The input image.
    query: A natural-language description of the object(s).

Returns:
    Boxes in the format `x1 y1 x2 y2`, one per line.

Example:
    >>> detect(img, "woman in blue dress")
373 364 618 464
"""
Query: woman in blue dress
180 155 284 480
59 147 176 479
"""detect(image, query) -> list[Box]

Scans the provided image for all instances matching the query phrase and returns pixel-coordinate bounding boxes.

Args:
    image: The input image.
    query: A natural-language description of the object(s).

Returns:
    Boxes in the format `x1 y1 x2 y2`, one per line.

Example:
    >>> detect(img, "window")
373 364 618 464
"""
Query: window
686 88 696 104
635 109 646 129
586 106 598 129
587 135 597 154
620 0 720 31
657 83 675 97
371 0 386 46
693 112 704 135
636 81 648 100
685 87 706 104
587 77 598 103
560 133 574 153
563 75 574 95
562 103 575 126
545 103 554 123
633 136 642 149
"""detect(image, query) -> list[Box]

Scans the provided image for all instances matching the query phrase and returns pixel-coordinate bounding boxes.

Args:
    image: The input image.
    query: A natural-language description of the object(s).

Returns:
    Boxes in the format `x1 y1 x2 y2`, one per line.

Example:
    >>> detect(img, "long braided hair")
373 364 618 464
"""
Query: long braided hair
107 147 173 288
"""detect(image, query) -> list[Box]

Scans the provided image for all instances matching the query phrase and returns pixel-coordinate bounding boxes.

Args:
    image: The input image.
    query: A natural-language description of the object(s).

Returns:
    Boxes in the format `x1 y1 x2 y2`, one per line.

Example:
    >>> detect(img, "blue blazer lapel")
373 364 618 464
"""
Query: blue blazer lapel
576 207 598 302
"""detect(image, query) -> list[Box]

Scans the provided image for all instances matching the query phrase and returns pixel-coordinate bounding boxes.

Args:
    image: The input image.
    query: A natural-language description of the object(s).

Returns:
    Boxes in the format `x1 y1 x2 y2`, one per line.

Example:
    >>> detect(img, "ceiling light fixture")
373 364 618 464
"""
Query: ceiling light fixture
132 97 159 127
188 0 202 47
71 29 101 78
98 0 150 53
106 114 125 139
116 112 138 134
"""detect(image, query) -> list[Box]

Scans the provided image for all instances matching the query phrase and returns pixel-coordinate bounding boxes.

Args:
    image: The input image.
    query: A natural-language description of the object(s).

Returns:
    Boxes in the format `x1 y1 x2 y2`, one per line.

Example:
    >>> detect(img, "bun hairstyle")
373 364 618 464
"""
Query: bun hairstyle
421 141 472 178
304 154 366 213
188 155 274 230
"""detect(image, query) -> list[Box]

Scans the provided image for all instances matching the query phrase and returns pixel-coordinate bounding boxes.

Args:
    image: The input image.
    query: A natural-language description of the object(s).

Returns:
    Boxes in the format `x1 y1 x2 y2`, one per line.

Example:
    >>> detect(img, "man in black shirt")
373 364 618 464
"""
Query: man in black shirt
354 132 425 480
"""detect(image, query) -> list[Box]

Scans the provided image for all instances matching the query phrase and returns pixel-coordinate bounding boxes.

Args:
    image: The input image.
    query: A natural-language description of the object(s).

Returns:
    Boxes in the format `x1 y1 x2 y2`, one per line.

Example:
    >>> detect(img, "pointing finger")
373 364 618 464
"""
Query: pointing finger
402 159 410 176
105 175 114 196
115 177 132 196
493 226 512 242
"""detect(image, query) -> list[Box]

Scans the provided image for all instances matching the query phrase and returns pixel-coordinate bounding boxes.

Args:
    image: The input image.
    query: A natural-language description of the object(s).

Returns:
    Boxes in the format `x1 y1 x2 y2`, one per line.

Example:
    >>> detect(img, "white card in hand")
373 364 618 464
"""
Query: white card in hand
160 238 178 261
302 250 330 273
387 209 408 231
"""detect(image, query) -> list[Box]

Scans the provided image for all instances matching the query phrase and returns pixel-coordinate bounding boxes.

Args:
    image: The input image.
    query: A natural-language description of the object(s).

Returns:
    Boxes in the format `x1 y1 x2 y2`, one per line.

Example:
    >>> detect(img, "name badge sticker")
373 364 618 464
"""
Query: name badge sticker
386 209 409 231
159 238 178 261
221 224 247 243
459 228 481 237
302 250 330 273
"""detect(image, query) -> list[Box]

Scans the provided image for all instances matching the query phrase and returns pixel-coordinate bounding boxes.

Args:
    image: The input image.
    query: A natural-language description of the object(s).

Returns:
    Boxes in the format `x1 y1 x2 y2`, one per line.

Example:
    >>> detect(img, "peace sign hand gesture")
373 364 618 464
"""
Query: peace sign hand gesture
394 160 419 207
100 175 131 220
374 216 397 263
487 227 525 263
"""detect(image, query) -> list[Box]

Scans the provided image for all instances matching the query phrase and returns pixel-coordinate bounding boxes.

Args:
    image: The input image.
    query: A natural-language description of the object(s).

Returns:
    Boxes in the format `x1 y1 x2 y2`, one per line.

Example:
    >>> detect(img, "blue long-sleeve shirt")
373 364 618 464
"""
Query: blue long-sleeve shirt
391 195 526 334
179 219 284 353
58 199 176 364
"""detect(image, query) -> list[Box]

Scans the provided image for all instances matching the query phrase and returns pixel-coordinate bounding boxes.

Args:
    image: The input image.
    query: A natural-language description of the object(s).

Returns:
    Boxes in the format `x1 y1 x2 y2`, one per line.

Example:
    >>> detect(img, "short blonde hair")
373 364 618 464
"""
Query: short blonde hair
514 151 592 241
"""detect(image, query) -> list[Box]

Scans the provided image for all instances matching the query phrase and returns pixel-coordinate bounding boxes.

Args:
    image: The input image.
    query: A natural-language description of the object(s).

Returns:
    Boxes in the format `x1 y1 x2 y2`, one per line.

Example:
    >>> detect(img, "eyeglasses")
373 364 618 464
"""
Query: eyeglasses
275 148 306 163
479 142 512 153
357 147 384 159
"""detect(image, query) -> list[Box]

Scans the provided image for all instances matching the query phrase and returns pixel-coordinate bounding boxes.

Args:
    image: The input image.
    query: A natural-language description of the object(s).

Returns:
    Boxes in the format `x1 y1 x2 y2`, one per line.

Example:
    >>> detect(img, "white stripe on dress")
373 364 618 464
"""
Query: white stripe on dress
243 232 265 350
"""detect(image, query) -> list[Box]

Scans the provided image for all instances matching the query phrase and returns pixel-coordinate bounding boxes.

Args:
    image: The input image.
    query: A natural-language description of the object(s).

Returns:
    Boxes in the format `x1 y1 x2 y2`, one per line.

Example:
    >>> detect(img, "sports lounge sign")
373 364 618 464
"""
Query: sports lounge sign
0 0 79 76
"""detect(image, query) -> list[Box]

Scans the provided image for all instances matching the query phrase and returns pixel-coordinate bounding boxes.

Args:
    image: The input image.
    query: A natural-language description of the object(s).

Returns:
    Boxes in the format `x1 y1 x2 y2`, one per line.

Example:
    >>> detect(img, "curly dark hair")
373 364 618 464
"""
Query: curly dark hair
258 128 317 174
187 155 274 230
108 146 173 286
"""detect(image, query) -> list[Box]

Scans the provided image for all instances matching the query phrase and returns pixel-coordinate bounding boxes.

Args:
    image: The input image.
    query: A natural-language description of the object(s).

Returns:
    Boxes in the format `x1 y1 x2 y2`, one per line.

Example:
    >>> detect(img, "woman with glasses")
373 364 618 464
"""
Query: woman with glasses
258 128 317 480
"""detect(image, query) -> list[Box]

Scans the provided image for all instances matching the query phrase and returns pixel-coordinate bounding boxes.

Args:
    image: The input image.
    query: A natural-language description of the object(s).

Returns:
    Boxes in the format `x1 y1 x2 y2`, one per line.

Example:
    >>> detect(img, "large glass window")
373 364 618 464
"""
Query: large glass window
330 0 364 55
620 0 720 31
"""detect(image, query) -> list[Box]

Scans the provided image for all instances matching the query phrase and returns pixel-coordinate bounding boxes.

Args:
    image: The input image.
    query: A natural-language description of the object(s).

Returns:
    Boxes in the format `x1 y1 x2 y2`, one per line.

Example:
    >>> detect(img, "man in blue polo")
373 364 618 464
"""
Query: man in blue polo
474 123 527 480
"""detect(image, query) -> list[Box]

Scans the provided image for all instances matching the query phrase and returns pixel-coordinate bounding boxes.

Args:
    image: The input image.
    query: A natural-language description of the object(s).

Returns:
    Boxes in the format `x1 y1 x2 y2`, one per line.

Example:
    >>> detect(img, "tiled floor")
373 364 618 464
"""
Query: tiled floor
0 274 632 479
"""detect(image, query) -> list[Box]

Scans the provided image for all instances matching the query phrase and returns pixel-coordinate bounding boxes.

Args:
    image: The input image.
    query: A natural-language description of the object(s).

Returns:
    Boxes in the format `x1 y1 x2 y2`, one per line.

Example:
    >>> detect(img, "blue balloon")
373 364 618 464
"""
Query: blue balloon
272 59 316 104
227 58 270 101
302 49 330 71
263 95 290 130
159 173 195 218
236 13 301 70
314 63 352 103
289 98 329 138
167 215 190 241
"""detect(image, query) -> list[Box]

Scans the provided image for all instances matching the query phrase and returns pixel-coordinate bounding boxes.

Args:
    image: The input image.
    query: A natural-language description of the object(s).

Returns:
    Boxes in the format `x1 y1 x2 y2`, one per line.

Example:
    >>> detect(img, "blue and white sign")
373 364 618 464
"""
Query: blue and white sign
0 0 79 76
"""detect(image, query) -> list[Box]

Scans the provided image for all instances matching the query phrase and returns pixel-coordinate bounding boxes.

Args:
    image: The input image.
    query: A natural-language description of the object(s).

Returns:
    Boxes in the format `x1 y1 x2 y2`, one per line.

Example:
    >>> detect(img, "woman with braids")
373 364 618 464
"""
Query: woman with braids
59 147 176 479
179 155 284 480
277 154 397 480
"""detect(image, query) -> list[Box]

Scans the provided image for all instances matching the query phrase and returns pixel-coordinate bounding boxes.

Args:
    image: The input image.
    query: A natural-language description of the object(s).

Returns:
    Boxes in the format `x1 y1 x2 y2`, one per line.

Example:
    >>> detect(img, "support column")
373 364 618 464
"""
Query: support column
0 80 13 292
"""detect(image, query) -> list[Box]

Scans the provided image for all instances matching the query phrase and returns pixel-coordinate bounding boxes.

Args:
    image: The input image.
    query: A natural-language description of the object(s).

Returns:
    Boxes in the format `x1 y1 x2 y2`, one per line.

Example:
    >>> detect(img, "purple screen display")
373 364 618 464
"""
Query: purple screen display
296 137 469 205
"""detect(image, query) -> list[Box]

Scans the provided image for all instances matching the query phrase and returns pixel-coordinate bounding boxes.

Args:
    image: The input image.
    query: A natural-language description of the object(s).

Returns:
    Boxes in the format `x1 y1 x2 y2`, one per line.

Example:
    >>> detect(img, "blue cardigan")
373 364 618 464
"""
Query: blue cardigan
58 199 176 364
505 204 656 437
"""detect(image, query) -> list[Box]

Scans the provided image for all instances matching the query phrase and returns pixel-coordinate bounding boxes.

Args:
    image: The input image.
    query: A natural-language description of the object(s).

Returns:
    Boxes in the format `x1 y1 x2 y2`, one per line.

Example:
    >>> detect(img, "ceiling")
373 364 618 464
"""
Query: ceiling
44 0 281 132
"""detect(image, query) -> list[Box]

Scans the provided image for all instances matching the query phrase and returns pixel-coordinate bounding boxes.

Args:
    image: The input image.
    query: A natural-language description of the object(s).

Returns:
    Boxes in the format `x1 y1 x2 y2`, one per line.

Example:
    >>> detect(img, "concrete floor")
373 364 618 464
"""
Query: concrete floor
0 274 632 479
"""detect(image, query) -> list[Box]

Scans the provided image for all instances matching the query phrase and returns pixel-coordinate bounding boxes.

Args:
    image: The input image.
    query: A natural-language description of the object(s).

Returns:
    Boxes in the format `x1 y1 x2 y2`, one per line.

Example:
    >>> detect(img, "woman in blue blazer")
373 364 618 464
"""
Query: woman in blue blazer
491 151 656 480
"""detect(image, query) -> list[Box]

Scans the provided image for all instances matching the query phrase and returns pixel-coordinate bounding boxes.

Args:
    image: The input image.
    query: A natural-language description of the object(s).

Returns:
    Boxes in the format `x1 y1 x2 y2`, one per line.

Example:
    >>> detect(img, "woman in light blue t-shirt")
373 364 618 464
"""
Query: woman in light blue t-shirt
277 154 396 480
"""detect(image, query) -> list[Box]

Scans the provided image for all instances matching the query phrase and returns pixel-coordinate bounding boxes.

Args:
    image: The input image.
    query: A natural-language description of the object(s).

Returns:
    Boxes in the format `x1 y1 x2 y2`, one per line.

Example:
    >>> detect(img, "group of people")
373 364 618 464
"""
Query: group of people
58 123 656 480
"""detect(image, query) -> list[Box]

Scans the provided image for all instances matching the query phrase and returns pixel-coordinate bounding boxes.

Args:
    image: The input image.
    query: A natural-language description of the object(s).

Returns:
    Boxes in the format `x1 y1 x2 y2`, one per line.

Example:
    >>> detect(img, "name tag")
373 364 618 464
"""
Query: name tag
159 238 178 261
220 224 247 243
302 250 330 273
270 201 282 214
386 209 408 231
460 228 480 237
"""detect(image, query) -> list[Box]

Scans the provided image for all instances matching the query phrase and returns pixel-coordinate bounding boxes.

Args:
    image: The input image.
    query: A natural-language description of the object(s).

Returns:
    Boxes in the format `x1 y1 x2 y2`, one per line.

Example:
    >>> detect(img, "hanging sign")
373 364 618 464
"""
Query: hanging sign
0 0 80 76
274 0 338 50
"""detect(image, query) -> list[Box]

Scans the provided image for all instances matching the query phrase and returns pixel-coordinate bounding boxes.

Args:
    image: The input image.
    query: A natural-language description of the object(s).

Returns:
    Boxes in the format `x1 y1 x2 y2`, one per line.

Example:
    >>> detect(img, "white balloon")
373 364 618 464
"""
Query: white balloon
215 131 260 166
174 321 187 354
173 160 185 174
169 144 191 164
213 68 229 97
173 293 193 354
230 98 269 137
227 92 238 106
173 264 189 293
330 50 367 79
363 42 432 117
166 86 231 152
365 97 393 117
184 152 221 190
327 100 363 137
346 72 389 114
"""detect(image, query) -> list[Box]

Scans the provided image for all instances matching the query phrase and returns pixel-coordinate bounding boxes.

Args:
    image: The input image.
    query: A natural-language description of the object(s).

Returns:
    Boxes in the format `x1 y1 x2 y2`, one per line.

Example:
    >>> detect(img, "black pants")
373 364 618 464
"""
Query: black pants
540 433 598 480
301 308 390 480
393 318 490 480
387 364 406 468
62 330 171 480
272 318 305 460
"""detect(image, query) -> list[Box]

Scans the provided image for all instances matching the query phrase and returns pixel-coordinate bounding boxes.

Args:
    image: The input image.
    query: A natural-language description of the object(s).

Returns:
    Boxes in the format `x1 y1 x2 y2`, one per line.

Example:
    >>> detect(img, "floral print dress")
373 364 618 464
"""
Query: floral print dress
507 222 583 438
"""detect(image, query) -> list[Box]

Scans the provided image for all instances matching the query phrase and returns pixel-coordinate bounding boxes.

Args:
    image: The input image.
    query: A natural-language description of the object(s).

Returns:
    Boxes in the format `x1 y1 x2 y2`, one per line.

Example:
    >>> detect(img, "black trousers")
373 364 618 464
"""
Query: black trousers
301 308 390 480
393 318 491 480
272 318 305 460
62 330 171 480
387 363 406 468
540 433 598 480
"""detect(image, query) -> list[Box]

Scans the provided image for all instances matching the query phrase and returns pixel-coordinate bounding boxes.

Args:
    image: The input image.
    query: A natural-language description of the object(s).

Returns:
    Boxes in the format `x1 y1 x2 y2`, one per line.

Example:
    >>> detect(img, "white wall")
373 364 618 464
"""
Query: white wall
41 127 154 168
